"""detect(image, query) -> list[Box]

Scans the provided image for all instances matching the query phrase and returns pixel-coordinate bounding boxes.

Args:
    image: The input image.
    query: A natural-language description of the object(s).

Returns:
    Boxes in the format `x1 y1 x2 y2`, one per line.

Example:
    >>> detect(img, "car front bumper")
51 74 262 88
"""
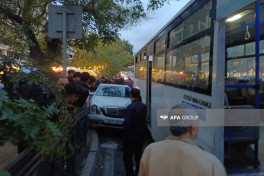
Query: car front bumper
88 113 124 128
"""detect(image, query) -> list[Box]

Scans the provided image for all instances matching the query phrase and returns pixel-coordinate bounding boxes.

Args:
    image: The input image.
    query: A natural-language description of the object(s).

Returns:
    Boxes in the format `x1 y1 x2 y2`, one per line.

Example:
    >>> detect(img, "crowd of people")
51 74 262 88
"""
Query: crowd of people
2 67 227 176
60 70 226 176
60 70 134 91
57 70 134 107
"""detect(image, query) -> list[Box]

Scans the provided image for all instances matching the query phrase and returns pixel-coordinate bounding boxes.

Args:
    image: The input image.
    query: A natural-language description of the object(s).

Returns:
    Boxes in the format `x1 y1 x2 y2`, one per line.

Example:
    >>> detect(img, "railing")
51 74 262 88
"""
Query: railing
2 114 91 176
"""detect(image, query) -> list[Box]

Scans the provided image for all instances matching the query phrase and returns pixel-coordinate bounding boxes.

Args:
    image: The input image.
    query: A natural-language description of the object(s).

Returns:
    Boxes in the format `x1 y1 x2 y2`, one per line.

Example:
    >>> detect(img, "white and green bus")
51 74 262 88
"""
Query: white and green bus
134 0 264 172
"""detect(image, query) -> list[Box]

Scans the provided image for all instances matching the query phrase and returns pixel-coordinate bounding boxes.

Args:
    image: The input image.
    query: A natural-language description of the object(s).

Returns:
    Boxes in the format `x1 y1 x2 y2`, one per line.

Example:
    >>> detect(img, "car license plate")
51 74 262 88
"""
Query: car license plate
104 119 123 125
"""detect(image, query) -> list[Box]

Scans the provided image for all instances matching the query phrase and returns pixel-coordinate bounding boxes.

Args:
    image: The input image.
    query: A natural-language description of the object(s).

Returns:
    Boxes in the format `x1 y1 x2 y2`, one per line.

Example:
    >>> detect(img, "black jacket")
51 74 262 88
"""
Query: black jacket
124 99 147 137
75 80 90 91
74 81 89 108
74 90 89 108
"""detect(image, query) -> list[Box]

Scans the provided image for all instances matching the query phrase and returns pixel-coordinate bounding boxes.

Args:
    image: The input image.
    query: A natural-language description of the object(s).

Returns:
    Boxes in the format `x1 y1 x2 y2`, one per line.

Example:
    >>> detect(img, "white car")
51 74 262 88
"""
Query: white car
88 84 131 128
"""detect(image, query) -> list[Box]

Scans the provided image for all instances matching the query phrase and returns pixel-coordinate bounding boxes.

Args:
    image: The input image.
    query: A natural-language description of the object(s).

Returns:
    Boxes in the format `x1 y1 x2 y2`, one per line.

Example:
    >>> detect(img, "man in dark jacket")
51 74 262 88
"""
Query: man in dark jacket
63 82 89 149
123 88 147 176
75 72 90 91
67 70 75 82
63 83 89 172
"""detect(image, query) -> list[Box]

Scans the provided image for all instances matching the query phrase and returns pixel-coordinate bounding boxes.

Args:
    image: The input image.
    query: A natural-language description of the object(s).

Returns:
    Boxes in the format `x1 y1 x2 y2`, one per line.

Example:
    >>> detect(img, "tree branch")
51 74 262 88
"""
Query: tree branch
82 0 96 12
0 6 23 24
0 2 46 63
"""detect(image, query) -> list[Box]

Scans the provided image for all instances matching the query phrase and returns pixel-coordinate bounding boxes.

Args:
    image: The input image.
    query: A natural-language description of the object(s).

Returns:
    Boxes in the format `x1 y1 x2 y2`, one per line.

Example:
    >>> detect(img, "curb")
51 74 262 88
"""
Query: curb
81 129 99 176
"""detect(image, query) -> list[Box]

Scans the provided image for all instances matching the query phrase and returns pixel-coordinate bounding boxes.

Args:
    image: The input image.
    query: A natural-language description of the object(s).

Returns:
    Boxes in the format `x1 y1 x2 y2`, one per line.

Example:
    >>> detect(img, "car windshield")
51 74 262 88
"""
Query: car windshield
96 86 130 97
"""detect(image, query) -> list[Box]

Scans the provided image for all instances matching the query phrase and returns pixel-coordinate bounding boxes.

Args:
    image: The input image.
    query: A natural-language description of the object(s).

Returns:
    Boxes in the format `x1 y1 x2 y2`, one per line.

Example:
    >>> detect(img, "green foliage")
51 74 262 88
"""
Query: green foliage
0 87 66 157
0 170 11 176
147 0 173 10
0 0 173 65
0 54 80 161
0 92 58 150
71 39 134 76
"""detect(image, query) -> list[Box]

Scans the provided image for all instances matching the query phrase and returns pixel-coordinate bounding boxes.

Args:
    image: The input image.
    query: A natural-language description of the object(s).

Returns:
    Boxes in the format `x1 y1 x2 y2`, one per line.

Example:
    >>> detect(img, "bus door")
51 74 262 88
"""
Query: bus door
224 1 263 168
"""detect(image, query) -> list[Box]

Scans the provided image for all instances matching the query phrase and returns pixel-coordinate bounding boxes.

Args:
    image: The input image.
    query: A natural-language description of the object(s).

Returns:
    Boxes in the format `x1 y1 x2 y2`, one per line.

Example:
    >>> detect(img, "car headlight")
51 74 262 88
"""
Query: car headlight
90 105 97 114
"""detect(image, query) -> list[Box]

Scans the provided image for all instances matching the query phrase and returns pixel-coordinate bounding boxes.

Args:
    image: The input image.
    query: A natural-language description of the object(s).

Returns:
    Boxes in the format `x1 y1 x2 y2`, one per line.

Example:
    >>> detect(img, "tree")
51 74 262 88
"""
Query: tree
0 0 172 171
71 38 133 76
0 0 172 66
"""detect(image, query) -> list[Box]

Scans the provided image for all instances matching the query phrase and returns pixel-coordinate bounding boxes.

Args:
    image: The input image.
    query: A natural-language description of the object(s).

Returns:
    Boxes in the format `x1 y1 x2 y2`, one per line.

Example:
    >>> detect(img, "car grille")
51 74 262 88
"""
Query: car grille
104 107 126 118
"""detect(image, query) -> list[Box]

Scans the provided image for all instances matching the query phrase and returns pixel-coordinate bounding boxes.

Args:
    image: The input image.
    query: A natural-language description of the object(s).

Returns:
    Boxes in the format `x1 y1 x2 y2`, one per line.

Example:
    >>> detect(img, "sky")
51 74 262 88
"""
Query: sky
119 0 191 54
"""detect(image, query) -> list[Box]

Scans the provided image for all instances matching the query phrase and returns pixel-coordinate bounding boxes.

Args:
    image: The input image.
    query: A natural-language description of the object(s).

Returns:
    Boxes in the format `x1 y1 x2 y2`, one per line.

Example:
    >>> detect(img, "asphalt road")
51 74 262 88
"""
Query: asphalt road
92 127 153 176
93 127 126 176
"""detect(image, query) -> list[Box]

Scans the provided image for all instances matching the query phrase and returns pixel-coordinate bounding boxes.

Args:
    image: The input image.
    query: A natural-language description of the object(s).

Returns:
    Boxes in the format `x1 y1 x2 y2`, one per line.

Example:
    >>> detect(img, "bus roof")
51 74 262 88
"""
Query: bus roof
135 0 195 55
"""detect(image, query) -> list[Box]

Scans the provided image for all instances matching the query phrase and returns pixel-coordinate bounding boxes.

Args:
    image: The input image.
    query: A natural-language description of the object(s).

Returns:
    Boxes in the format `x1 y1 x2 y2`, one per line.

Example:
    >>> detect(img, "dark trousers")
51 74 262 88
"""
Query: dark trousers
123 137 144 176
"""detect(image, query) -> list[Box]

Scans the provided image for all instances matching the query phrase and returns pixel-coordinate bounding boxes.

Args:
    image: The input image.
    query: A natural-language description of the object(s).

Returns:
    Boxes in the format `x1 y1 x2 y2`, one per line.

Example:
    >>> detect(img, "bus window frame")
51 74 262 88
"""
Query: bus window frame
225 2 264 80
149 0 215 95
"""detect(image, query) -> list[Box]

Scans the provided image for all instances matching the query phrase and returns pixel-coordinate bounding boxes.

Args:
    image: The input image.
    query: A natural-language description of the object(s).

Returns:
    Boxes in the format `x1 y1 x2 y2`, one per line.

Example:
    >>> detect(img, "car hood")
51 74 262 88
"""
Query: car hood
91 96 131 108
